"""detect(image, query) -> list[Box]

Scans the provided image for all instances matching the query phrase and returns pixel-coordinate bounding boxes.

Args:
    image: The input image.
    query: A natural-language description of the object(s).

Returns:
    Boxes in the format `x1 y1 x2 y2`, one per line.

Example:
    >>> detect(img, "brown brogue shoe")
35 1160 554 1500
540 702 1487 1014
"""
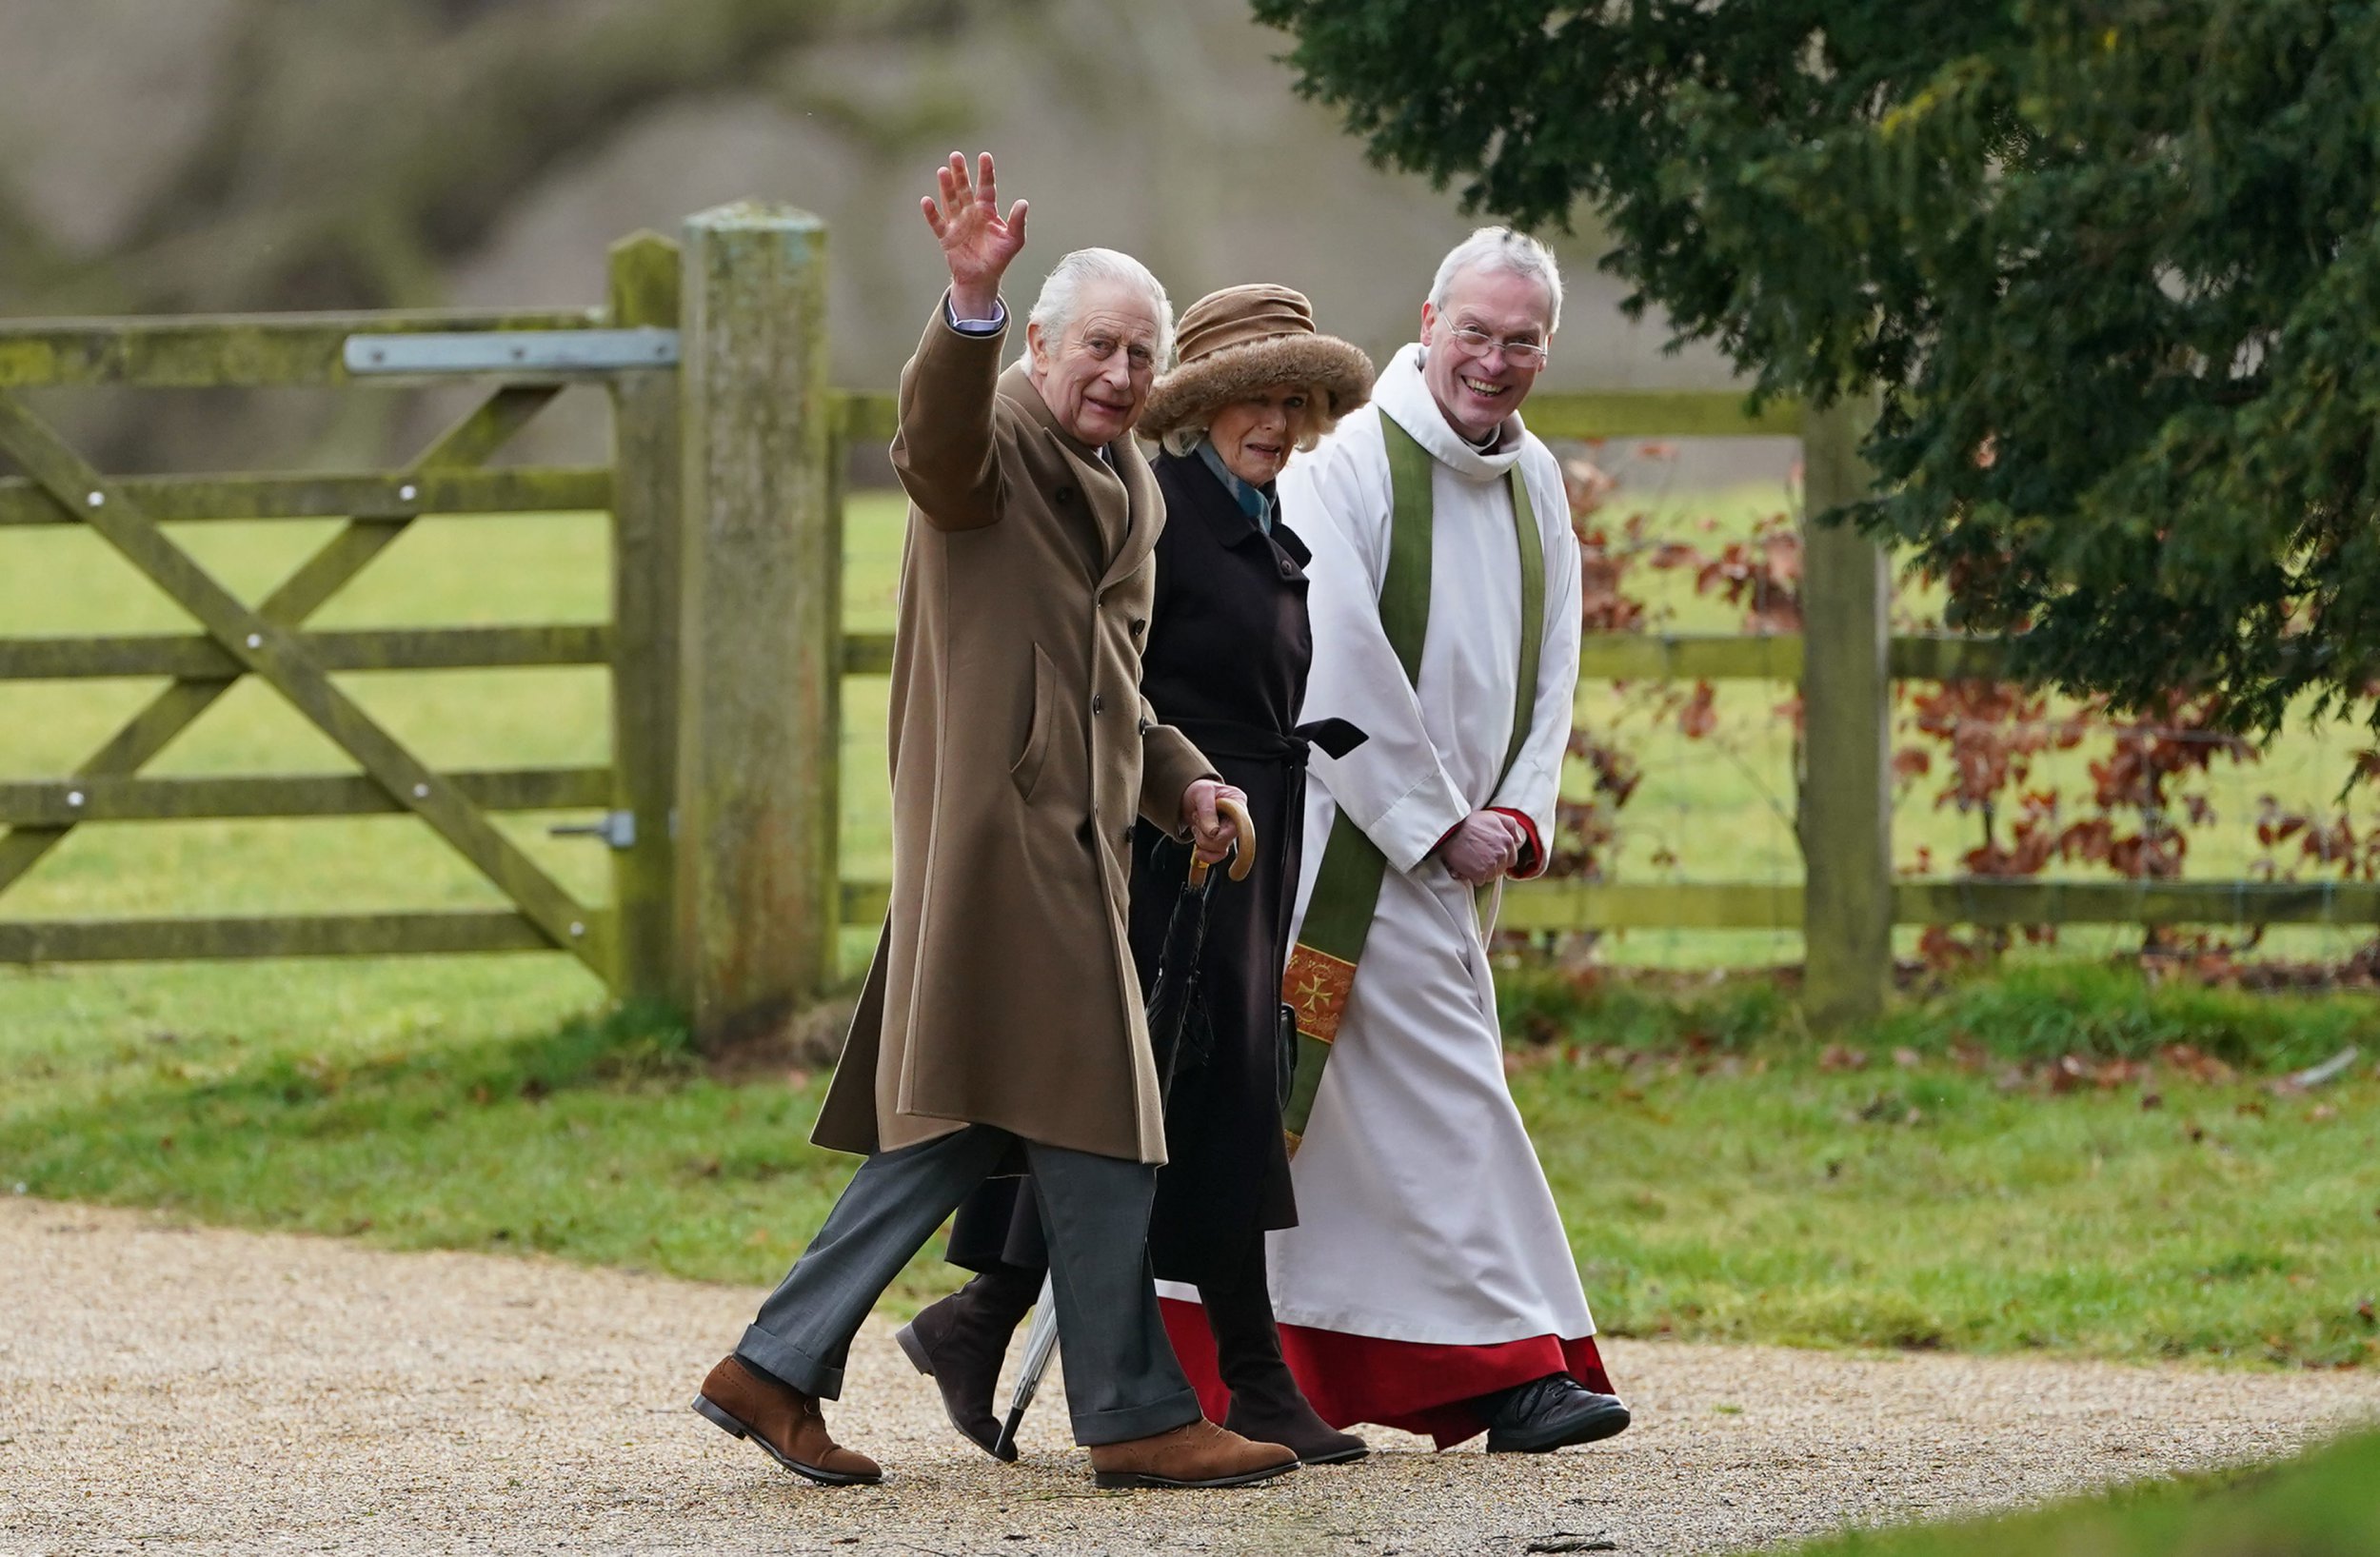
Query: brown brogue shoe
692 1354 882 1486
1086 1419 1299 1489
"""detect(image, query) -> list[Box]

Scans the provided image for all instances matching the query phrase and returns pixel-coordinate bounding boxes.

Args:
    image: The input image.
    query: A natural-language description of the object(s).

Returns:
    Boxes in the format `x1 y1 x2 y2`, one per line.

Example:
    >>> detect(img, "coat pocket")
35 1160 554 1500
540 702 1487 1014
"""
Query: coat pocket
1008 642 1057 800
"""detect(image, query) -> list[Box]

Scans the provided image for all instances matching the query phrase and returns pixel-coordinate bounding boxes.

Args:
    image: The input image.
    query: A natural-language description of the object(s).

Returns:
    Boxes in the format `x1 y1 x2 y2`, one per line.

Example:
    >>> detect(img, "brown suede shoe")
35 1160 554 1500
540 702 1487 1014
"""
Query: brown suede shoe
691 1354 882 1486
1086 1418 1299 1489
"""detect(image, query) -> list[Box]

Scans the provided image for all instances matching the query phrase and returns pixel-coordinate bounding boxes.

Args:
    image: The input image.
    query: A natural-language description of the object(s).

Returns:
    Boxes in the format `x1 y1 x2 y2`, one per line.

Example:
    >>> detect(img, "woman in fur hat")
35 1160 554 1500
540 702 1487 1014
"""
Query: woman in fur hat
897 286 1376 1467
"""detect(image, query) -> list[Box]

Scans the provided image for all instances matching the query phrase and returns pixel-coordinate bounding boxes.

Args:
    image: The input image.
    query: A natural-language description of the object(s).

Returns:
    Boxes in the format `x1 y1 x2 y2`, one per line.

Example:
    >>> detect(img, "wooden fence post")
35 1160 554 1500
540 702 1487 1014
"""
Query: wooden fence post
675 203 840 1051
1798 398 1892 1029
605 230 684 1004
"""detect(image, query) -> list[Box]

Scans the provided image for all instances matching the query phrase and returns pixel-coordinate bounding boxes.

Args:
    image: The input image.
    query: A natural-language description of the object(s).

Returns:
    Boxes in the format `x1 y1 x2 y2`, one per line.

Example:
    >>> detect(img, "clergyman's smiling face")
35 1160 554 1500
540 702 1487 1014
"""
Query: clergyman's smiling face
1419 266 1554 443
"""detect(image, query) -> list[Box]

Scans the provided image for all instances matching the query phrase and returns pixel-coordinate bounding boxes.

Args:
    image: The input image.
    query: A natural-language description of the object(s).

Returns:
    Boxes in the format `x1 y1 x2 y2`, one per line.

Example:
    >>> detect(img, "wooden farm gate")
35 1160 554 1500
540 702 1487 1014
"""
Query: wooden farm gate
0 206 850 1051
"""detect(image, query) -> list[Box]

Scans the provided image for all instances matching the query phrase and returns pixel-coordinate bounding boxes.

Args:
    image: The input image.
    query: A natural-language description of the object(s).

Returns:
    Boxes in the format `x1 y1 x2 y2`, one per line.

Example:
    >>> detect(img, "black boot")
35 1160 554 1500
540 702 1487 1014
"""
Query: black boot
1203 1258 1367 1466
895 1264 1041 1462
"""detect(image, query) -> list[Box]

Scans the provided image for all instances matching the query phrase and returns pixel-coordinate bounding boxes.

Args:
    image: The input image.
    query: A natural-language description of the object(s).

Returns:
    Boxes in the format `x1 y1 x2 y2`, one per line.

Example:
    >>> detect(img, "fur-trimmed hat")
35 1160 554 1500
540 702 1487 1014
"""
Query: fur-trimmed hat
1138 285 1373 445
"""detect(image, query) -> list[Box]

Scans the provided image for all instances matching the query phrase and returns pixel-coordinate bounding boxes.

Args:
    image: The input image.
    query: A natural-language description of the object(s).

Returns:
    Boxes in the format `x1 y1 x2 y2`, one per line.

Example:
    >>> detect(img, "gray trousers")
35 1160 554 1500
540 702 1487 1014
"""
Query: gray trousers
735 1125 1202 1447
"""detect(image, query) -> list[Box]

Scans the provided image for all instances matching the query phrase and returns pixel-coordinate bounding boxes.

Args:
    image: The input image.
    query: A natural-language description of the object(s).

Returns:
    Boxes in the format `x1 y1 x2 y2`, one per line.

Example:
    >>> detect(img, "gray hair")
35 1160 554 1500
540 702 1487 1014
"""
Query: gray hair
1427 227 1563 334
1026 247 1176 368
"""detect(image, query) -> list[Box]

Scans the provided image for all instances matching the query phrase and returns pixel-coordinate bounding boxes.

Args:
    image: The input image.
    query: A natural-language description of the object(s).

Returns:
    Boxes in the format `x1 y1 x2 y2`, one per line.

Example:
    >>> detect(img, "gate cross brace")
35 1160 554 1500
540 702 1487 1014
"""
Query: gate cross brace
0 386 551 898
0 389 606 974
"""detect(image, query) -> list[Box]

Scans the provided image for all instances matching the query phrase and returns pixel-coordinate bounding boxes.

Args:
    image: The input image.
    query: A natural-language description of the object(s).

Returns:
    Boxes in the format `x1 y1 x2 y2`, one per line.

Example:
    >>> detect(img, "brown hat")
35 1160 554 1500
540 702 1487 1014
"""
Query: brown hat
1138 284 1374 444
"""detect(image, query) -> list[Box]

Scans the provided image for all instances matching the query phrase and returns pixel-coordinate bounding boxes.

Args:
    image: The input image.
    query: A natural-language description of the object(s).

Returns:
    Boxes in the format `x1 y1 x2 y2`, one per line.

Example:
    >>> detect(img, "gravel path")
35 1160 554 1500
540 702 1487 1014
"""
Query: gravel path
4 1197 2374 1557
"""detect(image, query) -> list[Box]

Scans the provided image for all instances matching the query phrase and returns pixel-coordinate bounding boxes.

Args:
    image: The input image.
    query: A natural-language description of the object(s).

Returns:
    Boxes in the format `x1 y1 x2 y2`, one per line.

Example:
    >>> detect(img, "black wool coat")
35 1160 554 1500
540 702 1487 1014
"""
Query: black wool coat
948 445 1319 1289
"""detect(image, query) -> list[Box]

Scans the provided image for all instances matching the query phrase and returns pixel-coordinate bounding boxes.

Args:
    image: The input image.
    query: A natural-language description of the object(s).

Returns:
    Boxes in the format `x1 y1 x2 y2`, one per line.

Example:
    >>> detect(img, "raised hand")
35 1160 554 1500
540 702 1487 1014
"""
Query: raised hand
920 151 1026 320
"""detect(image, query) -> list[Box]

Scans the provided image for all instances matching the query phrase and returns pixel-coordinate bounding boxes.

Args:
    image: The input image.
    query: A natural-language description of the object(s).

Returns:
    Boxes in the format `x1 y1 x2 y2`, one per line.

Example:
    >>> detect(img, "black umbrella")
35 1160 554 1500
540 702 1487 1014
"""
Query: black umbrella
991 796 1254 1460
1147 794 1254 1094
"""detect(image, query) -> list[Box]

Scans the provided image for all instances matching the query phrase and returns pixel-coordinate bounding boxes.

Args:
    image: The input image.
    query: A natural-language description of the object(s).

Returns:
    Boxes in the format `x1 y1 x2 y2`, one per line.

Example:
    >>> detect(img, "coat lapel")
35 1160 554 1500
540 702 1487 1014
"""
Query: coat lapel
999 364 1144 574
1096 437 1162 594
1061 440 1132 561
1160 447 1301 571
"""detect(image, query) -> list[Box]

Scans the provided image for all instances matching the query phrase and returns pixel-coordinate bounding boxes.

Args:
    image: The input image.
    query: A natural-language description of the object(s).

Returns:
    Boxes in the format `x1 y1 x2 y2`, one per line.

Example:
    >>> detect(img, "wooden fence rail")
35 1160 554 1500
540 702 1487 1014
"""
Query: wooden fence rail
0 309 604 388
1496 880 2380 933
0 468 610 526
0 625 608 680
2 201 2359 1043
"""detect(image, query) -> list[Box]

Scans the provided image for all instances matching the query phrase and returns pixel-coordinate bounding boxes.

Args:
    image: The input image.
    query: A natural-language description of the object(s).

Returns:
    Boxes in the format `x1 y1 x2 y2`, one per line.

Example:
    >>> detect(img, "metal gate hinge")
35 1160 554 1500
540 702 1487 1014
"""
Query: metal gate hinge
549 810 637 849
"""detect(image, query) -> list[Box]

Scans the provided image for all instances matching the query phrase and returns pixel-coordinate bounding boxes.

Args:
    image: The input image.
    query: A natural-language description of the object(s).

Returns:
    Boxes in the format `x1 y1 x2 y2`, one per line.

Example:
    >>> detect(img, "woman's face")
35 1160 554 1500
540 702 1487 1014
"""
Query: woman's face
1207 385 1311 486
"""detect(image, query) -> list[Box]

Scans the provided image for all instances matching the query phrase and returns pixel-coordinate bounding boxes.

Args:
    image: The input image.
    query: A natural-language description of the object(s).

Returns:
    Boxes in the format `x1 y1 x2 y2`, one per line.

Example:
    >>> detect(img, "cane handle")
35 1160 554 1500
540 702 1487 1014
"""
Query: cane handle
1219 795 1256 881
1188 794 1258 886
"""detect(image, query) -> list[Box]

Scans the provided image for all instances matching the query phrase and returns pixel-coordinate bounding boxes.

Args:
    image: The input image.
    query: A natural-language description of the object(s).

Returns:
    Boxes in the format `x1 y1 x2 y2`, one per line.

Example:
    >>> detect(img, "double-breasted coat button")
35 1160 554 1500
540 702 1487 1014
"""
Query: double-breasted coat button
1129 619 1146 637
1121 824 1135 847
1136 715 1152 737
1091 692 1105 714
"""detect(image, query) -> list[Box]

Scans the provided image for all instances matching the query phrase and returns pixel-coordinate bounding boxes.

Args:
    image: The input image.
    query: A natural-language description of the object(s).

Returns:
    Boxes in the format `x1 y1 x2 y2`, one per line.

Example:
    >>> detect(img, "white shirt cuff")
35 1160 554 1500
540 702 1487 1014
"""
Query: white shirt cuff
945 298 1005 335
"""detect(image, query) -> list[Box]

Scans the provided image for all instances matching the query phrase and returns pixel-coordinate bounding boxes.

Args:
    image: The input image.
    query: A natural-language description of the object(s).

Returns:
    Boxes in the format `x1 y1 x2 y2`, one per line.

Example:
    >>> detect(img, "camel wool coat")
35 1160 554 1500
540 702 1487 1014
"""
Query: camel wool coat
811 298 1215 1165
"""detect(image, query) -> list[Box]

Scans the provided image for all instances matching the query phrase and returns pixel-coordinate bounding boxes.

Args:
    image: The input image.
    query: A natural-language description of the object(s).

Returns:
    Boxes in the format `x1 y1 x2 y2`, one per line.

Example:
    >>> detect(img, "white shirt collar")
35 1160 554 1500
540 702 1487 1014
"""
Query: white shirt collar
1373 343 1527 481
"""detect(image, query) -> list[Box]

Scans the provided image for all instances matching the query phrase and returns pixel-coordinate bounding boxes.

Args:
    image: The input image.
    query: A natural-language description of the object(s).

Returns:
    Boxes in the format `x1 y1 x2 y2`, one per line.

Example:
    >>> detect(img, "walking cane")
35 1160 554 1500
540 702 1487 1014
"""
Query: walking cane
990 797 1255 1460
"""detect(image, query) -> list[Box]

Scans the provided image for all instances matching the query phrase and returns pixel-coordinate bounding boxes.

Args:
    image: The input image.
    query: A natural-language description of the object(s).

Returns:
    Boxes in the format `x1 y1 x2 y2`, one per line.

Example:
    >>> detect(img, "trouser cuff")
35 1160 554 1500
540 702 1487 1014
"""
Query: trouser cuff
1068 1385 1202 1448
735 1324 844 1400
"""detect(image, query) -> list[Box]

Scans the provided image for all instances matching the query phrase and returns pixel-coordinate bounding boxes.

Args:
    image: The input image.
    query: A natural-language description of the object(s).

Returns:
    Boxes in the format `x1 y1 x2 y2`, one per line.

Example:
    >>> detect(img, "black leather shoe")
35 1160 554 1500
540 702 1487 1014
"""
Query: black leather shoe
1480 1373 1632 1453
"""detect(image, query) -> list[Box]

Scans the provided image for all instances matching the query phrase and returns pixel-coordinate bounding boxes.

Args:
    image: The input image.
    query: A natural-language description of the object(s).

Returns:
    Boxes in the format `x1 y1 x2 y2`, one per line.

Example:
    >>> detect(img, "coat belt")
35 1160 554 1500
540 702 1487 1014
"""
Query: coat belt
1170 715 1366 768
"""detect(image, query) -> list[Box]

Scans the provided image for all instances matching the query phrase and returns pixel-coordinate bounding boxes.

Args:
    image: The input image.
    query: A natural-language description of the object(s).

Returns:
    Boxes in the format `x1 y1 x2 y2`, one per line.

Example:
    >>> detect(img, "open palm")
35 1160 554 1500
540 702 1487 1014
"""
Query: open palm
922 151 1027 296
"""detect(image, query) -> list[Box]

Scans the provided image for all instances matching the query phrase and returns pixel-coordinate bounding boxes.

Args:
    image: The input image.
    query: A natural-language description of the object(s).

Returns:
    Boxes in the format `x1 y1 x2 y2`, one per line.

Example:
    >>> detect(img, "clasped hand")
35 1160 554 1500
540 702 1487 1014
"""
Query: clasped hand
1437 810 1526 886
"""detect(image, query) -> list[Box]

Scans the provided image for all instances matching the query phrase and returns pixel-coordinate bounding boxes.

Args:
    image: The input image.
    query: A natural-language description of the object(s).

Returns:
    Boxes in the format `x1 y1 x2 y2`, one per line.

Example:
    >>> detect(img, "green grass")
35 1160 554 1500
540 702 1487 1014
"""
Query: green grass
1779 1428 2380 1556
1520 1042 2380 1367
1502 965 2380 1366
6 957 2374 1359
0 964 851 1288
1502 958 2380 1071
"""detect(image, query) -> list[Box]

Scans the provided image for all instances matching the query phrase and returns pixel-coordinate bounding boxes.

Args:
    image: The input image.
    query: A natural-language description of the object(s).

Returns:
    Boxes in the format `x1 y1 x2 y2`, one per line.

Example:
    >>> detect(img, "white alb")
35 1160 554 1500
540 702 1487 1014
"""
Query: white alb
1166 342 1594 1348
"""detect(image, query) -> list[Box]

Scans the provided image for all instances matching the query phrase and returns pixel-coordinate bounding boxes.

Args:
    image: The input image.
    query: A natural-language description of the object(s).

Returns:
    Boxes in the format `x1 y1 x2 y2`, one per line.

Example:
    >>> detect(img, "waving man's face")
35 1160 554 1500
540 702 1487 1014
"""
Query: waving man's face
1028 281 1163 447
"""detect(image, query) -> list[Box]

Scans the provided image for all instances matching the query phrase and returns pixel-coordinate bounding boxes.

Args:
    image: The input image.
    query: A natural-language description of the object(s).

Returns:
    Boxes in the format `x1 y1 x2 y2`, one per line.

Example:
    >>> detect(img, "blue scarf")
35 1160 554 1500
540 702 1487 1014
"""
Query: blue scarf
1195 438 1275 535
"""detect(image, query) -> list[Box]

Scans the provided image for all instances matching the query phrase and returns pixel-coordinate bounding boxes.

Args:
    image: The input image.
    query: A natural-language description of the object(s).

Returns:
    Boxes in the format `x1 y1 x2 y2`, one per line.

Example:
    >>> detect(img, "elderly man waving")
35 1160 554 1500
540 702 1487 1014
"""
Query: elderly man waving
691 152 1297 1492
1246 228 1632 1453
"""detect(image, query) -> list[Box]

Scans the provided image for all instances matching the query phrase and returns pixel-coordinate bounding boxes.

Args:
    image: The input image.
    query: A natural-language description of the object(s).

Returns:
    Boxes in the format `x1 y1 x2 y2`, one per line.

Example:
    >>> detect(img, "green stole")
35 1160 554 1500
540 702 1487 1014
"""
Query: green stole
1280 415 1546 1153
